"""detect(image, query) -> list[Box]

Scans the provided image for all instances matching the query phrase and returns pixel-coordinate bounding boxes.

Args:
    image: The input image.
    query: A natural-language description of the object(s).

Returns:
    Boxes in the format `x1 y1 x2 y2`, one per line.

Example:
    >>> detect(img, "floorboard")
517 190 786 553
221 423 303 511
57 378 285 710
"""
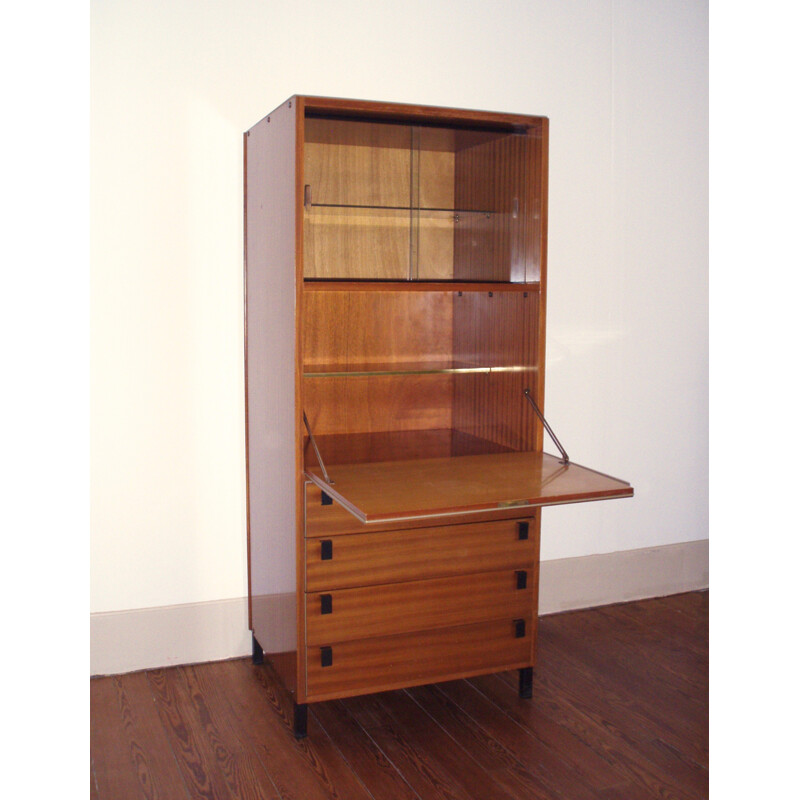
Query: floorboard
311 699 421 800
91 591 709 800
91 671 191 799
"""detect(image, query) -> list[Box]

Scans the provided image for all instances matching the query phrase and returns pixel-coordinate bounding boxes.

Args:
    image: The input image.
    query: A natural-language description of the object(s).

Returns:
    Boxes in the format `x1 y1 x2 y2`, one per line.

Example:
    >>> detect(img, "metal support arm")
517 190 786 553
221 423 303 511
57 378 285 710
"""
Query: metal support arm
303 411 334 484
523 388 570 465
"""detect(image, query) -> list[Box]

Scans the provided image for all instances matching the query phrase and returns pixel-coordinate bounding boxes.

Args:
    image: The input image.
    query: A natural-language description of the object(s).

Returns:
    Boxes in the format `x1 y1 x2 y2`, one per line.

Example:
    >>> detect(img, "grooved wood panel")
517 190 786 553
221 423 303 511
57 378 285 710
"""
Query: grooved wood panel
528 123 547 284
452 288 538 452
305 516 536 590
306 617 533 701
306 569 534 645
453 132 535 282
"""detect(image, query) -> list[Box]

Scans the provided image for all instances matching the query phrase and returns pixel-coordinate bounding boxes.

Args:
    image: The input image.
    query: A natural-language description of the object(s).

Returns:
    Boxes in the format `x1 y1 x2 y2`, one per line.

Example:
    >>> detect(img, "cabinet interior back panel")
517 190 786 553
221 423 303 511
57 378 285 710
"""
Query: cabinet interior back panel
303 290 455 368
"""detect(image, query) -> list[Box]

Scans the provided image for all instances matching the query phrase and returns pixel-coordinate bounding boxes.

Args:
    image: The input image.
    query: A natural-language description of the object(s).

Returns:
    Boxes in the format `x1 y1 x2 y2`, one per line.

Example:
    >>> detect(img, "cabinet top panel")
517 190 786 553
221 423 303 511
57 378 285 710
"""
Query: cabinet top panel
292 95 546 131
306 452 632 524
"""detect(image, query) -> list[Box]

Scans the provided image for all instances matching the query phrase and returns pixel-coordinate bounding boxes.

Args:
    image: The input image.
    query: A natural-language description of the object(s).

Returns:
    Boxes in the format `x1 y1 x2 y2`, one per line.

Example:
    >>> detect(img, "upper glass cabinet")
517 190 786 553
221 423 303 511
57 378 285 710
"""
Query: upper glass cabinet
303 116 542 282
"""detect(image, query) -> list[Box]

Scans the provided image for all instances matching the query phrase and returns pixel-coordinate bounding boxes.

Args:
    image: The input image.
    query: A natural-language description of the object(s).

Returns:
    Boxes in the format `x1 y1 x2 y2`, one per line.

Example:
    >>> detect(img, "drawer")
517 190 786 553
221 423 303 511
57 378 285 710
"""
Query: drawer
306 517 537 591
306 616 534 701
306 568 534 645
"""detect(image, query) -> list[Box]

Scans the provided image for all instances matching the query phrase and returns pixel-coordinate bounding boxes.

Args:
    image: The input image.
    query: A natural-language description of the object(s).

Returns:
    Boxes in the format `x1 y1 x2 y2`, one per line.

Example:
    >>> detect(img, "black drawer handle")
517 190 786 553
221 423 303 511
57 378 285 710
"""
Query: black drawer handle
514 619 526 638
320 540 333 560
320 594 332 614
320 646 333 667
516 570 528 590
517 521 529 540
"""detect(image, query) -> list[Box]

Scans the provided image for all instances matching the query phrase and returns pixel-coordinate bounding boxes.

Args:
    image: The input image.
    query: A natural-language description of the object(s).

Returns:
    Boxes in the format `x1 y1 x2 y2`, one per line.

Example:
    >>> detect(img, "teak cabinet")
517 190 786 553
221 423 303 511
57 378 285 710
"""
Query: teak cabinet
244 95 632 738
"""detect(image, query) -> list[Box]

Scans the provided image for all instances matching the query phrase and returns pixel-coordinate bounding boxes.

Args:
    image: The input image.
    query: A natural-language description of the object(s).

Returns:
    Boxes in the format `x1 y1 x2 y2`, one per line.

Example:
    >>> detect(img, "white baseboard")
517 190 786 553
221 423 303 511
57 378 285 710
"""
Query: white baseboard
90 597 252 676
538 538 709 615
91 539 708 676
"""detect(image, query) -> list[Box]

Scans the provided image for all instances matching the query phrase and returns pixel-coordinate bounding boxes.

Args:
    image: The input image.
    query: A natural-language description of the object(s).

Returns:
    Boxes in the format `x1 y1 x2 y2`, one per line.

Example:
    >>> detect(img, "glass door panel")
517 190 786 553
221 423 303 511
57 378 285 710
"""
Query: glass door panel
303 116 538 282
416 126 533 282
304 117 412 279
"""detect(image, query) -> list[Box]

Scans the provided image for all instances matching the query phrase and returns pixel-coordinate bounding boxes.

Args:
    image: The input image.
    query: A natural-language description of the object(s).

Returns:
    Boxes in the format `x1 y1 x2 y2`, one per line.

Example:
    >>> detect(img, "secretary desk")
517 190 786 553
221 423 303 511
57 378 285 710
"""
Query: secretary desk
243 95 633 738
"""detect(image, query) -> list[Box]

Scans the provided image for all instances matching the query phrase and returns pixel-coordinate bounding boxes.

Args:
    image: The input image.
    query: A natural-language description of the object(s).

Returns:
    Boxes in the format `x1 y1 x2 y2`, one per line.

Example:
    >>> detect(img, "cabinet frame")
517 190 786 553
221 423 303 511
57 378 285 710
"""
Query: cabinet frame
244 96 630 735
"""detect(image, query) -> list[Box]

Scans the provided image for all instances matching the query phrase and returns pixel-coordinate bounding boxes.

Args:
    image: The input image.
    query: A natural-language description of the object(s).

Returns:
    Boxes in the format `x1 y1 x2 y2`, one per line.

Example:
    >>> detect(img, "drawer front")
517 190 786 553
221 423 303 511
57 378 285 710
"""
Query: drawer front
306 617 533 701
306 569 533 645
306 517 536 591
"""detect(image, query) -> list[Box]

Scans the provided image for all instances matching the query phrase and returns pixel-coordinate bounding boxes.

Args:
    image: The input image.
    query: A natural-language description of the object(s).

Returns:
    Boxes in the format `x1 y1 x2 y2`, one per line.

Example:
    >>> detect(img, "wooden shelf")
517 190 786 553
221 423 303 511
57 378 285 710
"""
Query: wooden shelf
306 451 633 524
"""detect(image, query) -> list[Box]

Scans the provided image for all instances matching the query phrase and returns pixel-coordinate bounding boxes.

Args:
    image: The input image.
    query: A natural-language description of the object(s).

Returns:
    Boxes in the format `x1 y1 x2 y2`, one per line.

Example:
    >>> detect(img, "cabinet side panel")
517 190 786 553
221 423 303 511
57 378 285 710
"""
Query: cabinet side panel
245 103 297 675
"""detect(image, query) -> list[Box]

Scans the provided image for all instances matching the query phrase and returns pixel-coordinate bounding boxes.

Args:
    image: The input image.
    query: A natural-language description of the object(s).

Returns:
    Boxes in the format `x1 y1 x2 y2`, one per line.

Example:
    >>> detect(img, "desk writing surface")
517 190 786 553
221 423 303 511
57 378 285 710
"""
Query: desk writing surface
306 451 633 524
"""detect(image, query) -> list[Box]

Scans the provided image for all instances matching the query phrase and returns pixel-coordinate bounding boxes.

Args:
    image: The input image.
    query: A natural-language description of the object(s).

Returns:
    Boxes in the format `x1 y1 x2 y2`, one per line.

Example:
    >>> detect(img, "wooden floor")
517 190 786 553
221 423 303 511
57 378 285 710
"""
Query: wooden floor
91 591 708 800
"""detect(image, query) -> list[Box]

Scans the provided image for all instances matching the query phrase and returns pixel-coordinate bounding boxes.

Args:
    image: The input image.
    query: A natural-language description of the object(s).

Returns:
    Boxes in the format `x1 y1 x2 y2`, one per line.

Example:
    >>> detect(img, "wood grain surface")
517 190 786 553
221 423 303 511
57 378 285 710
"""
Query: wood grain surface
305 516 536 590
301 108 543 282
303 289 455 371
305 616 534 701
306 450 633 523
306 569 534 645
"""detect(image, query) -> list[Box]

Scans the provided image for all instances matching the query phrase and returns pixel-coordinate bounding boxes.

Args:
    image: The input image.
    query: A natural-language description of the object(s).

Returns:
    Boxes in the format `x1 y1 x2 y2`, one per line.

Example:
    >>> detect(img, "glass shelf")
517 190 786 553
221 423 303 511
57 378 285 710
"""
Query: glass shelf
303 361 538 378
306 203 497 218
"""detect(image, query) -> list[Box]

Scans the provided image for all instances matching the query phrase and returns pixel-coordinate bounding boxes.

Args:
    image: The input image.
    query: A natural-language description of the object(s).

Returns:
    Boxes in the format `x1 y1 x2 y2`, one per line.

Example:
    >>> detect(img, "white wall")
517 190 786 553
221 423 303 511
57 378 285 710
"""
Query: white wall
91 0 707 614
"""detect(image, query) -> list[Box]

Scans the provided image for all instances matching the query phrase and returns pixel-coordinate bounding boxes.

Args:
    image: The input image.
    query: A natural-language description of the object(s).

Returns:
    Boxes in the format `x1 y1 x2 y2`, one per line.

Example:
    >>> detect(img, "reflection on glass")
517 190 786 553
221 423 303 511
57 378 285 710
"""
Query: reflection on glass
303 116 533 282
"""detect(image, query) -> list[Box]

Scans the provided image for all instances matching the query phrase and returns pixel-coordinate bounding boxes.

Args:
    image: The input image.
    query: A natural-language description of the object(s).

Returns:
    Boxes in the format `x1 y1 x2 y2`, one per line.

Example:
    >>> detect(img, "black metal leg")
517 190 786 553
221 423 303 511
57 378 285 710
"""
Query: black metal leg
293 703 308 739
252 634 264 665
519 666 533 699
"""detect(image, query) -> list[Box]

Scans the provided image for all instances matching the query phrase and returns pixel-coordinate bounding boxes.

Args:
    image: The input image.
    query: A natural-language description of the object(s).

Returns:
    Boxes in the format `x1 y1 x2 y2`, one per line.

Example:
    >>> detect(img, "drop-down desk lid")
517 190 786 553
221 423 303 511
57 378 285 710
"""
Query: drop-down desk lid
305 451 633 524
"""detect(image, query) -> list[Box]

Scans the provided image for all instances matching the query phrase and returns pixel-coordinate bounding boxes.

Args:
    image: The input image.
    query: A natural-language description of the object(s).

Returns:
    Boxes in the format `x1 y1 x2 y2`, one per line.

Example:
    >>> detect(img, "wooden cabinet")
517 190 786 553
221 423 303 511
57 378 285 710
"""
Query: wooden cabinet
244 96 632 738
